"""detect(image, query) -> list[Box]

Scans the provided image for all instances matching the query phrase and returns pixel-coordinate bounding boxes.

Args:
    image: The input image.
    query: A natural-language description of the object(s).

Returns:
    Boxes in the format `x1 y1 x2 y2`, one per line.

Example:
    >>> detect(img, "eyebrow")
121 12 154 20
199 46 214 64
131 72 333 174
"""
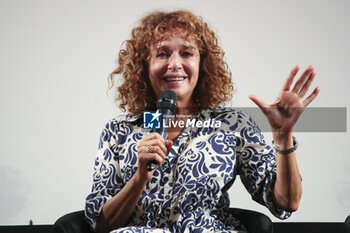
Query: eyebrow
155 44 197 51
182 44 196 50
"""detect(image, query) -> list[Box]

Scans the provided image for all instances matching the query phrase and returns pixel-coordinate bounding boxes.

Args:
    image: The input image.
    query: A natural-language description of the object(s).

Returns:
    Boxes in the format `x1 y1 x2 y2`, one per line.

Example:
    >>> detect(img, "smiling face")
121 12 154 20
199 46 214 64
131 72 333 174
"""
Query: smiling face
148 30 200 109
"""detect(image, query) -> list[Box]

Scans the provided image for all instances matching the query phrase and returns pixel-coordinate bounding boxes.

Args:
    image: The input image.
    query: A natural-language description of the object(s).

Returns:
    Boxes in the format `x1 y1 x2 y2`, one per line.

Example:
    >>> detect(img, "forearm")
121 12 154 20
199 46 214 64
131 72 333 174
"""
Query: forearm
96 172 147 233
272 132 302 212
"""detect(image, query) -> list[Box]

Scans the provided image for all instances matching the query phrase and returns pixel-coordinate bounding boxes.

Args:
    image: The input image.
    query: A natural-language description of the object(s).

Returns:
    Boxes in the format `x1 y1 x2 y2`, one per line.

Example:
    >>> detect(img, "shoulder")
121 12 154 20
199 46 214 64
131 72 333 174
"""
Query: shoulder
98 113 143 147
103 113 142 130
100 113 143 139
200 108 263 137
200 107 252 124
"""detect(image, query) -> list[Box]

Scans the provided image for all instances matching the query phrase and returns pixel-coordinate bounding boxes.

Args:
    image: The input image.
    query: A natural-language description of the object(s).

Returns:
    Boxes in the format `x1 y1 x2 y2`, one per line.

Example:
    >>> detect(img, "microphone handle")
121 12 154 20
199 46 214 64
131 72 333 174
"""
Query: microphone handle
147 109 171 171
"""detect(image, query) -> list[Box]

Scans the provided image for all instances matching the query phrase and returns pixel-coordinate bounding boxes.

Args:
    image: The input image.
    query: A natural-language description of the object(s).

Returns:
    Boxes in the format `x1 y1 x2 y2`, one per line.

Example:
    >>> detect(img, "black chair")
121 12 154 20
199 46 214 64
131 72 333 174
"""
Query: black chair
51 208 273 233
51 211 93 233
230 208 273 233
344 215 350 233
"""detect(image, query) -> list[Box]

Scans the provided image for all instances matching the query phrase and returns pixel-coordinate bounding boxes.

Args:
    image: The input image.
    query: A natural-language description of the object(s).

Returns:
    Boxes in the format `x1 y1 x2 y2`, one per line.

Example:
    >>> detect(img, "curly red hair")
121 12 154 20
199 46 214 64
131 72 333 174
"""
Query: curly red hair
109 10 233 115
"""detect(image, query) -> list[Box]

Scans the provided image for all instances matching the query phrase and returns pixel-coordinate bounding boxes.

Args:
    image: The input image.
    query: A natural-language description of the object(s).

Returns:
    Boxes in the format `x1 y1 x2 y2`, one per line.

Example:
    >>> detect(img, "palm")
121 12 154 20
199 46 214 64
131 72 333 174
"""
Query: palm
250 66 320 134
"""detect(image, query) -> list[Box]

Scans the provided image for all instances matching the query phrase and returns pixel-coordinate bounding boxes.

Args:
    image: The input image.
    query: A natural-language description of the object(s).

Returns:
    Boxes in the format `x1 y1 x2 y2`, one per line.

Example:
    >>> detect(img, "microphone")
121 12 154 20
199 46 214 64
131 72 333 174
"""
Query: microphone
147 90 177 171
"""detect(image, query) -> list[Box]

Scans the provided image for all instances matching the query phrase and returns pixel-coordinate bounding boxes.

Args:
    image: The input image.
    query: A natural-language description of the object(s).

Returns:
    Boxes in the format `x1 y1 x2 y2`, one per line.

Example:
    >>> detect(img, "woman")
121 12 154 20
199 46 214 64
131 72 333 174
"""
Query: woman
85 10 319 233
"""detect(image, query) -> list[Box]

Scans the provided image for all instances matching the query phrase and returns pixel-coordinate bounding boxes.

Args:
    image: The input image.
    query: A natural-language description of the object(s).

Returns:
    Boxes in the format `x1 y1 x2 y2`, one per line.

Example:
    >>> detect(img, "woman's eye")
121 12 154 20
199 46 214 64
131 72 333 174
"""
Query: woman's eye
183 51 193 57
156 52 167 58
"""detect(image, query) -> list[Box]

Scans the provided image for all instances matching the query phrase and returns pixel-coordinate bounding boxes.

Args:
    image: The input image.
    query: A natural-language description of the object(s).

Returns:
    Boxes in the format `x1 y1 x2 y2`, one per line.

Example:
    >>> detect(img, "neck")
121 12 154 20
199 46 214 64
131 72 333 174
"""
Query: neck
175 96 198 116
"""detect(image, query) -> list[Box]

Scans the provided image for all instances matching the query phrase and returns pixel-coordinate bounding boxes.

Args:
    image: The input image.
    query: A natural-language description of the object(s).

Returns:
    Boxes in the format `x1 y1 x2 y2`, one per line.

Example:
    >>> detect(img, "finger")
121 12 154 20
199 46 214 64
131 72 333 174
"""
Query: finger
298 70 316 98
281 65 299 91
139 132 165 145
139 152 164 167
139 139 168 154
147 133 166 143
291 65 313 94
249 94 269 114
137 133 166 150
166 140 173 151
140 144 166 159
303 86 320 107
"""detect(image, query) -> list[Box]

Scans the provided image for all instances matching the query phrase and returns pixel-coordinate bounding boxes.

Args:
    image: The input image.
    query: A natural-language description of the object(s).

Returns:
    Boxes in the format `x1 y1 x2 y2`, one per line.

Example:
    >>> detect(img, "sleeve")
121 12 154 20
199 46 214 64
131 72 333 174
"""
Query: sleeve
84 120 124 230
235 113 292 220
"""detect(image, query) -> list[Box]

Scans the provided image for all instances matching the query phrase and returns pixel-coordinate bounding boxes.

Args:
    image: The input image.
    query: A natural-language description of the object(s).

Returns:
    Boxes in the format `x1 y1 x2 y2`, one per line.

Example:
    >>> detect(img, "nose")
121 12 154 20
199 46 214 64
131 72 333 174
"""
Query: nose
168 53 182 71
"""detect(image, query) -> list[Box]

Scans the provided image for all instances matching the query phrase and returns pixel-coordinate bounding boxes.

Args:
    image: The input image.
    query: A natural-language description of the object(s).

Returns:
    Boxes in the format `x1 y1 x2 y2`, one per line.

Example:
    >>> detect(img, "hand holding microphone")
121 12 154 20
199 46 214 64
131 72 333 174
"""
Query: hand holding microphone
146 90 177 171
136 133 172 181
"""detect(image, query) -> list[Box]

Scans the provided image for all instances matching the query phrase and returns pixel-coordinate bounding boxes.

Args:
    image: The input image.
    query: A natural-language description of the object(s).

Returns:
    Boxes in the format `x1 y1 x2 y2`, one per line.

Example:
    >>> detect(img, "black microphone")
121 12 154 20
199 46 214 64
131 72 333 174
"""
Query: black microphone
147 90 177 171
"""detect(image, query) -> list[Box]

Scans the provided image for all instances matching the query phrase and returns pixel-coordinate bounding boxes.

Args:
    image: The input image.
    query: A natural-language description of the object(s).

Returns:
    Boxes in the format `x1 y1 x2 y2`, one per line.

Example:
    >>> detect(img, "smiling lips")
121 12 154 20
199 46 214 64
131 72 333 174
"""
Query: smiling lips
164 77 185 82
164 74 187 82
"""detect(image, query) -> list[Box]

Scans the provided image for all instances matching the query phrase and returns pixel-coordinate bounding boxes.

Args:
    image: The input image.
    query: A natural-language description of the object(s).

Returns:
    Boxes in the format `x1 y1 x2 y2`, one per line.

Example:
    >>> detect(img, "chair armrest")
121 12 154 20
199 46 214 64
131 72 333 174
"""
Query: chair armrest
229 208 273 233
344 215 350 233
51 210 94 233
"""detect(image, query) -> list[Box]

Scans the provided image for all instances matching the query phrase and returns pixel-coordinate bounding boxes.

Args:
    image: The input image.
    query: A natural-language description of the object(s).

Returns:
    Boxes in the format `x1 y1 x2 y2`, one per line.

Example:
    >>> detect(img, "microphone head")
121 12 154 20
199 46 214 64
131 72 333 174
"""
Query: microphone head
157 90 177 113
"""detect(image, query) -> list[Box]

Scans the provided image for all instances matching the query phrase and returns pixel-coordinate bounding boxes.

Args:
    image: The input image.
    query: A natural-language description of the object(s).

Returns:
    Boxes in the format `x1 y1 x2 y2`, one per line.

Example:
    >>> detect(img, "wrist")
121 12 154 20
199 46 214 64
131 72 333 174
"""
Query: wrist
272 136 298 154
272 131 293 149
133 170 149 188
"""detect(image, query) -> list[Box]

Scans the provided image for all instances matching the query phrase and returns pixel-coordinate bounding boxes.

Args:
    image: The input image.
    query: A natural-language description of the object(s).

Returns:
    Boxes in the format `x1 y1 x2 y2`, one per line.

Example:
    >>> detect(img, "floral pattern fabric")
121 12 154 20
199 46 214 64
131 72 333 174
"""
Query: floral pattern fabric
85 109 291 233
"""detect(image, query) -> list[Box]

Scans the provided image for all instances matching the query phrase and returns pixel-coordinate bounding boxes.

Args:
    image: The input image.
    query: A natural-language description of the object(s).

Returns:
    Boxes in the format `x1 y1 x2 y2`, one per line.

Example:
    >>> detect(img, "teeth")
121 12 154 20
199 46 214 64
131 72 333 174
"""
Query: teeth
165 77 185 81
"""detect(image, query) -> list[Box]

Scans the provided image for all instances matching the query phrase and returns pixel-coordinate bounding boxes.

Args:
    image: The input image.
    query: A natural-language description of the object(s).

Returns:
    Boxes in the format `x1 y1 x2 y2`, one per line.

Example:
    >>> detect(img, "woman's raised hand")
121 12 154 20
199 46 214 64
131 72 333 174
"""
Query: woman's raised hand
136 133 173 181
249 65 320 136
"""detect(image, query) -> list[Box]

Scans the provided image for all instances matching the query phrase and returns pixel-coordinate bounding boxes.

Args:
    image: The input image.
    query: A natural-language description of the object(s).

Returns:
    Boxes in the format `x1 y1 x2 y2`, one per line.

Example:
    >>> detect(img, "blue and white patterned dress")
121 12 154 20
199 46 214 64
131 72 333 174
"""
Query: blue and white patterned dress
85 108 291 232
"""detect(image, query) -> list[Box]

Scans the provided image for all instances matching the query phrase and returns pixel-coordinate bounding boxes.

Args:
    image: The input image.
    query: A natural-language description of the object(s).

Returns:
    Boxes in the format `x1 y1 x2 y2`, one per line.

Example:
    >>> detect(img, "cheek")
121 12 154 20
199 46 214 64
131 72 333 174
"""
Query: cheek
187 60 200 78
149 61 167 79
